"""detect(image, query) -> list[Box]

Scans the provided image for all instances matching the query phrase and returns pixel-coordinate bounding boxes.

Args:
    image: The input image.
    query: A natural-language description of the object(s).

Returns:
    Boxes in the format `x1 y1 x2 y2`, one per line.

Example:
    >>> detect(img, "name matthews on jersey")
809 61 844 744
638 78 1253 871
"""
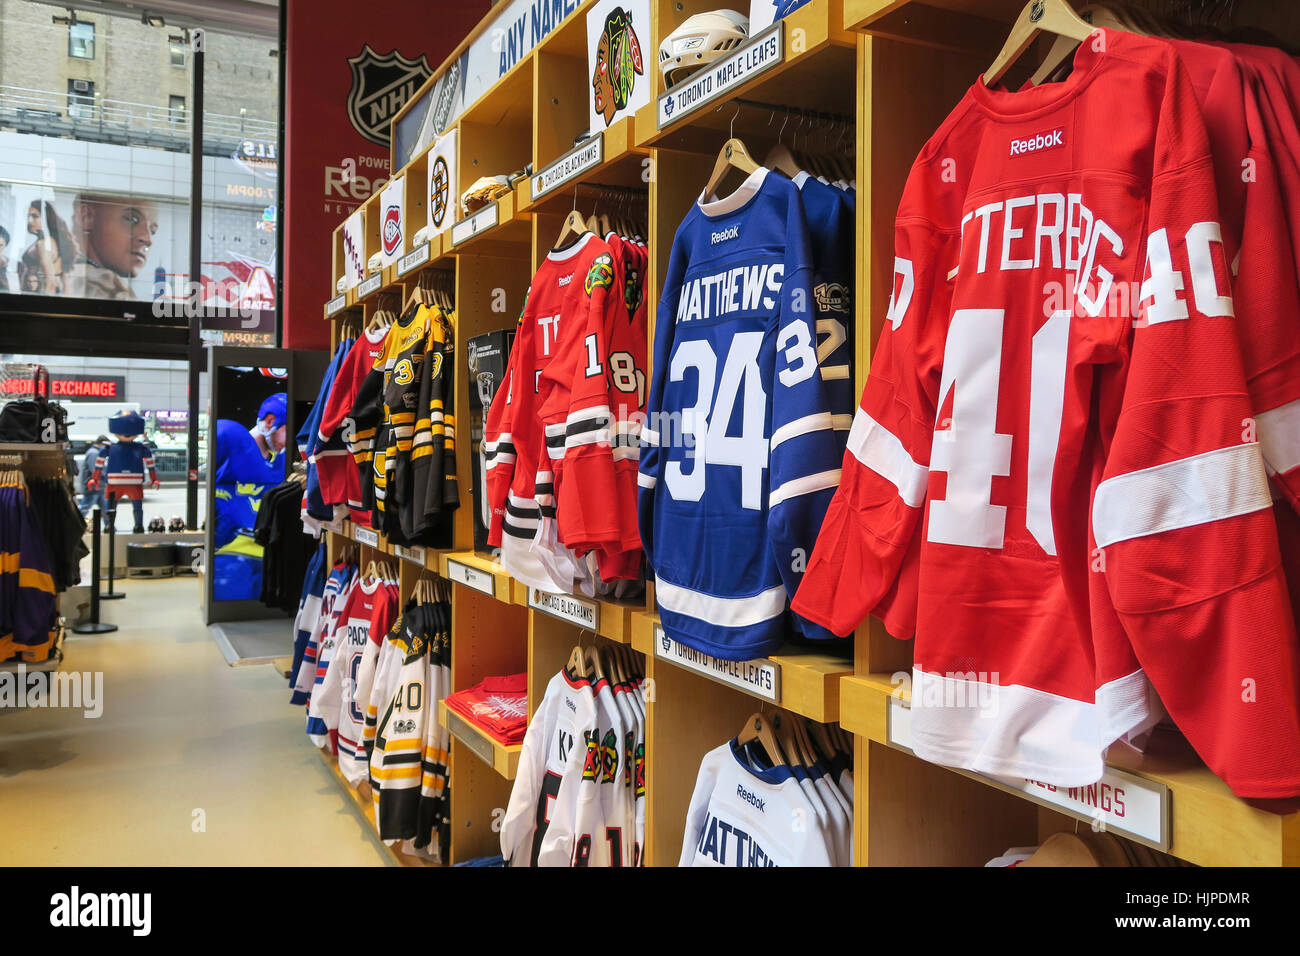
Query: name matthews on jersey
693 811 778 866
675 263 785 323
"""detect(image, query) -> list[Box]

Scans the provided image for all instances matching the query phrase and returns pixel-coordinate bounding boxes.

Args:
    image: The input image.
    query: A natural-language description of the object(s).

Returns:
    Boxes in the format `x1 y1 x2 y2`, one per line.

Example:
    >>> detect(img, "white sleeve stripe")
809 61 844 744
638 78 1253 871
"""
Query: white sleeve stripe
637 472 656 488
1256 399 1300 475
769 469 841 508
1092 442 1271 548
564 429 612 449
770 412 836 451
819 365 851 381
544 423 566 437
567 405 612 426
655 579 787 629
847 409 928 508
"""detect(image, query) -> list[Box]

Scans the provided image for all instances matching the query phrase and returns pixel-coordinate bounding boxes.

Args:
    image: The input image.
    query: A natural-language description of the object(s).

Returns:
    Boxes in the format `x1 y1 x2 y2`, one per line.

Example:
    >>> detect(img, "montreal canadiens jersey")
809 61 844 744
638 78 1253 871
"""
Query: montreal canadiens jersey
680 740 836 867
792 30 1300 798
638 167 842 661
500 667 598 866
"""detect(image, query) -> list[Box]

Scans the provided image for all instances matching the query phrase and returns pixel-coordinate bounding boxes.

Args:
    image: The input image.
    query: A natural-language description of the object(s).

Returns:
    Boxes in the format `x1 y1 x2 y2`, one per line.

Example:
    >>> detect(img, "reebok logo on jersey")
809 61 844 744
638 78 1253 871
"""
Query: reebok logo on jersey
557 273 574 287
1009 127 1064 157
710 225 740 244
736 784 766 813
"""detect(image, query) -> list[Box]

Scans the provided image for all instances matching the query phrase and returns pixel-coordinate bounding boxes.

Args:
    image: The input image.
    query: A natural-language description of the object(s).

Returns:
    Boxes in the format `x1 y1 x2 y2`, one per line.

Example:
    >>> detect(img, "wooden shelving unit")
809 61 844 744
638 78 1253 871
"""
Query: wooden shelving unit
308 0 1300 867
314 747 438 867
438 700 522 780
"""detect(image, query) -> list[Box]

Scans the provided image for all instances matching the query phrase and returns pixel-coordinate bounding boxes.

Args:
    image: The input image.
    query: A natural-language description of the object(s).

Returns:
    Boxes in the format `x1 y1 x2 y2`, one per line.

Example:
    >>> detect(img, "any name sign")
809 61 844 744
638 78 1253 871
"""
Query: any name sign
654 626 780 702
446 559 494 597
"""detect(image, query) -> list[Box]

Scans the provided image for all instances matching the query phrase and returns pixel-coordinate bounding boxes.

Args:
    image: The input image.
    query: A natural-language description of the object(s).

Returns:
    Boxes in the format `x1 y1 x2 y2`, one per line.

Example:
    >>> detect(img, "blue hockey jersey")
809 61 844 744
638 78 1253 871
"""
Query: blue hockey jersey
637 167 841 660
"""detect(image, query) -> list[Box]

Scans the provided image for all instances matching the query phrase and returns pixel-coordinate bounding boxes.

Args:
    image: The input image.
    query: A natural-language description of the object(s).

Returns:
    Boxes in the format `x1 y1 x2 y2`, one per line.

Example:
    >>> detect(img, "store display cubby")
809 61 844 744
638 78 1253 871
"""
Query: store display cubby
314 0 1300 866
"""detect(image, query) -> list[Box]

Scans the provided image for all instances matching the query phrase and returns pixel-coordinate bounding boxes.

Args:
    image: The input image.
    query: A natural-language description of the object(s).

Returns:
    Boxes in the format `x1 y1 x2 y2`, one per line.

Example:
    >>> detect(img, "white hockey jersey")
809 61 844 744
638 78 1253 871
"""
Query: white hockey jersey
680 740 837 867
369 602 452 859
500 667 598 867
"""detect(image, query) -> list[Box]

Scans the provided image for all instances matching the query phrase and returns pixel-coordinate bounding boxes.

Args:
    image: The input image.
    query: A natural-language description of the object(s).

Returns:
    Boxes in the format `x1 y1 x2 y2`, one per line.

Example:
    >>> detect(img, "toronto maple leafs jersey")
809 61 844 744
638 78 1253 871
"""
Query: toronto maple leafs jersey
638 167 842 660
680 739 836 867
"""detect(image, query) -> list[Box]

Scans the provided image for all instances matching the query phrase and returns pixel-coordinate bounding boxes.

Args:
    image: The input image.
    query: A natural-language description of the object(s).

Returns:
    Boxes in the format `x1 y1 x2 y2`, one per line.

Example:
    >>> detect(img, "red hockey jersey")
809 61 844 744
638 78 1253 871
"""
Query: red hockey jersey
317 326 389 523
793 31 1300 798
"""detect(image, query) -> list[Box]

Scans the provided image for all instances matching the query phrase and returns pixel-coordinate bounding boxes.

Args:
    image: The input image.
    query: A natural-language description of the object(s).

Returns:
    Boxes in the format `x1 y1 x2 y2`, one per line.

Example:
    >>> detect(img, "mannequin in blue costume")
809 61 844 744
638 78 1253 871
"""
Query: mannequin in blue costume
212 393 286 601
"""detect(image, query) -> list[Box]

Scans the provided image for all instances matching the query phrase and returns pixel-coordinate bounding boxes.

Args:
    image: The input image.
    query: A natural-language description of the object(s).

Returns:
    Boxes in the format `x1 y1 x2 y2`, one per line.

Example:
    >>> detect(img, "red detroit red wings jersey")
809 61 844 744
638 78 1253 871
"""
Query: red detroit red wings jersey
793 30 1300 797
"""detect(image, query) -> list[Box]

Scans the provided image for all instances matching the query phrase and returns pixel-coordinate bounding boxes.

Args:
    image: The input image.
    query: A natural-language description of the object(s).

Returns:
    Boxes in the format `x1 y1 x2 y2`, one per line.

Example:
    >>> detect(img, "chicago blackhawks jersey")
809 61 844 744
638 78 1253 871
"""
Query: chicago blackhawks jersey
792 30 1300 798
637 167 842 660
500 667 598 866
680 740 836 867
486 233 620 593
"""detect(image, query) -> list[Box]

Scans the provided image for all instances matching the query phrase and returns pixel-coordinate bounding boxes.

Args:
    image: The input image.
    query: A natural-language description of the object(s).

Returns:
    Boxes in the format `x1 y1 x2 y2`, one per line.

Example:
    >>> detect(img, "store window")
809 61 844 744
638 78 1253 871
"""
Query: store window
68 21 95 59
66 79 95 118
169 95 186 124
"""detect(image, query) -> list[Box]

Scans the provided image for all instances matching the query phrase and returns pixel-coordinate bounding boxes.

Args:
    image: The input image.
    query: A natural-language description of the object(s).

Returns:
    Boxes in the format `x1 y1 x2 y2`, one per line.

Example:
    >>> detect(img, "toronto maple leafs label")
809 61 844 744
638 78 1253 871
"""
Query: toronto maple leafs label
451 203 500 246
532 135 604 200
353 526 379 547
529 588 599 630
357 273 382 299
887 698 1170 848
326 294 347 316
654 626 780 701
397 243 430 277
657 23 783 129
447 559 495 597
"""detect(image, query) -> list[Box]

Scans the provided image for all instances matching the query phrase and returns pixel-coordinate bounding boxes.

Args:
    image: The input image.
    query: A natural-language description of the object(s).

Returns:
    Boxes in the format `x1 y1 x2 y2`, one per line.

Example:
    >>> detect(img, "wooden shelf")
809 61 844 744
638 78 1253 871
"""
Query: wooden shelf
636 0 855 153
314 746 437 867
519 118 648 214
439 700 522 780
446 192 532 258
439 549 523 605
0 442 68 453
632 612 851 722
840 674 1300 867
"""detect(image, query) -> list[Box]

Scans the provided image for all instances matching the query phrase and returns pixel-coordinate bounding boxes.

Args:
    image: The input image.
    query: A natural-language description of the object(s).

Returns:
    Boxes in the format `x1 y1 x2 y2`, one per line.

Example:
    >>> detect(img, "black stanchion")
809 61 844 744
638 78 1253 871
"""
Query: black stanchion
72 506 118 634
101 492 125 600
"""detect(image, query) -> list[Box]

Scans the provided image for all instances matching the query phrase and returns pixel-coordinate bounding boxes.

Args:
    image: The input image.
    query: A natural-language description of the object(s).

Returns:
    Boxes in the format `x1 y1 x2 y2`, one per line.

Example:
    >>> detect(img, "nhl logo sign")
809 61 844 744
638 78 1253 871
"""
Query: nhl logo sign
347 44 432 147
383 205 402 255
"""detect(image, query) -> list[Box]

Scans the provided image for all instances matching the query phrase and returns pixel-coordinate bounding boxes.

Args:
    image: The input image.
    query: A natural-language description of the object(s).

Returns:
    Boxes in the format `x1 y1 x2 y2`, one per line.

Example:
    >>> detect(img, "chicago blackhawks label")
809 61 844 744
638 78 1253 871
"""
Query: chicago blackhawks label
887 698 1170 849
447 559 495 597
357 273 382 299
529 588 599 630
451 202 500 246
654 626 780 701
532 135 604 200
352 526 379 547
326 294 347 316
397 242 430 277
657 23 782 129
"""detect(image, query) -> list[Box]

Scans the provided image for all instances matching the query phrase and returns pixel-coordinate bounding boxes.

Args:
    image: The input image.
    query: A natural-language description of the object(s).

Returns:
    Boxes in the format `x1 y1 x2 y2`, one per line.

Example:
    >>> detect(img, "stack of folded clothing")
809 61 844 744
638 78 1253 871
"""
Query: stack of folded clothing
445 674 528 745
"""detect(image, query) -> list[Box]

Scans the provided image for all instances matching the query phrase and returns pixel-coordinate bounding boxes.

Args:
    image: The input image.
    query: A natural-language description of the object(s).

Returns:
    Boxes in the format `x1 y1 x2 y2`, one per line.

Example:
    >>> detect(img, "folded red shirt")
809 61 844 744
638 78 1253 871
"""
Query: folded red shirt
445 674 528 745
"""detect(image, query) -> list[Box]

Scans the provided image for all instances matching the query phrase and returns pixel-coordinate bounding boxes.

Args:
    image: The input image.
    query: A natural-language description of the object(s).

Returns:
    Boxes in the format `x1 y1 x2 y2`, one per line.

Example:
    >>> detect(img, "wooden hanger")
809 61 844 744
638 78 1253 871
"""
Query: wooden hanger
1019 832 1101 867
985 0 1095 88
567 644 589 680
703 137 759 202
1030 3 1133 86
764 142 803 179
771 712 806 769
555 208 588 248
737 712 787 768
585 645 606 683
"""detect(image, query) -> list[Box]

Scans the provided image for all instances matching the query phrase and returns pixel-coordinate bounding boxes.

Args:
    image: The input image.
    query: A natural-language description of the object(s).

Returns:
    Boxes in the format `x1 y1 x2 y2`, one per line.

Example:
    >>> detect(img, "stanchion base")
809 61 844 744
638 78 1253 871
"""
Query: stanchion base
72 622 119 634
100 592 126 600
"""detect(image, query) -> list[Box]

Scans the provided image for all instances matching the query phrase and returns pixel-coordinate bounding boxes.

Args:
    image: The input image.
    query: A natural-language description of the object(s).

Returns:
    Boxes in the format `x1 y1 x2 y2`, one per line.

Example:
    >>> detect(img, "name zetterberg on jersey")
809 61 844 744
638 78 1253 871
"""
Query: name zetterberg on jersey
676 262 784 323
959 191 1124 314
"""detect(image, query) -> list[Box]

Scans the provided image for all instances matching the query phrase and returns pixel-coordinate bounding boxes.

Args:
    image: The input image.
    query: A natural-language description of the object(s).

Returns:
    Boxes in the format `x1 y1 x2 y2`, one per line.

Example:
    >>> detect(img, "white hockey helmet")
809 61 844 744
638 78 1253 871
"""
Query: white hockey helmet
658 9 749 88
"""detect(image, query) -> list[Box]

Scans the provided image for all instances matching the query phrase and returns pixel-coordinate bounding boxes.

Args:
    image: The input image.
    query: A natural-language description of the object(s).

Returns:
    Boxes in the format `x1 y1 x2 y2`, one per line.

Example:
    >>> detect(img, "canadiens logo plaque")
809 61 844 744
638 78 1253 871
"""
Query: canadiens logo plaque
347 45 433 147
